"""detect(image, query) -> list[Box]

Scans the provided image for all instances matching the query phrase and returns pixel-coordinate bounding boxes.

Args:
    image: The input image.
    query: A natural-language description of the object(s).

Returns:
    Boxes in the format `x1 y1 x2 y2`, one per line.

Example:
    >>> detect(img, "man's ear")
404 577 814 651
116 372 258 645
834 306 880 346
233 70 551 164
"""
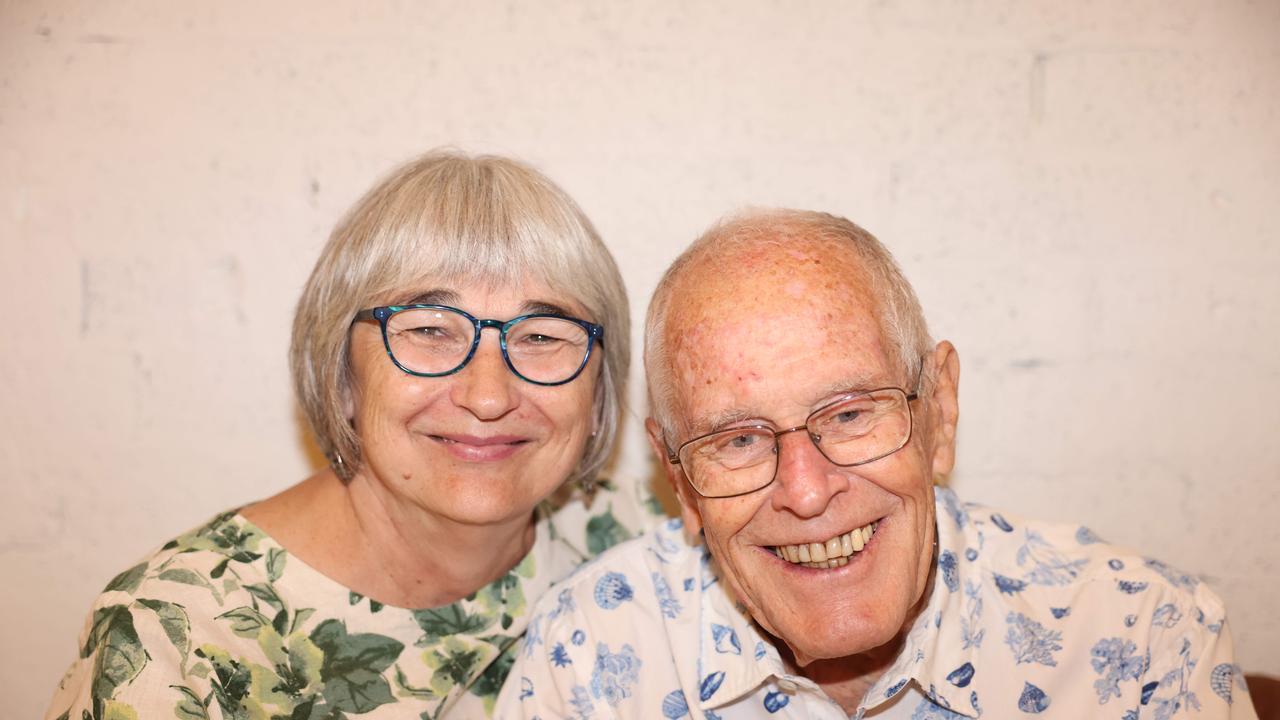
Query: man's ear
645 417 704 539
927 341 961 480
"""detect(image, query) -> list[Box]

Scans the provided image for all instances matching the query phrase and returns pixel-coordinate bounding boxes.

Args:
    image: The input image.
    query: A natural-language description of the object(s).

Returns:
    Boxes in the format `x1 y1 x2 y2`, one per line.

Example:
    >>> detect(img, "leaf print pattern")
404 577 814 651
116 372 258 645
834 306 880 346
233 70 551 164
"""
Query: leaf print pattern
49 479 659 720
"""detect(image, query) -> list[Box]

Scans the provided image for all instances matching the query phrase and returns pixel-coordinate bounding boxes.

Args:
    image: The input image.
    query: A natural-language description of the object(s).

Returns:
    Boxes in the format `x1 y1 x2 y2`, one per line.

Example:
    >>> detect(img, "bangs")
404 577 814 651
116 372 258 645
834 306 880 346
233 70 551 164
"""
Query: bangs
357 158 596 314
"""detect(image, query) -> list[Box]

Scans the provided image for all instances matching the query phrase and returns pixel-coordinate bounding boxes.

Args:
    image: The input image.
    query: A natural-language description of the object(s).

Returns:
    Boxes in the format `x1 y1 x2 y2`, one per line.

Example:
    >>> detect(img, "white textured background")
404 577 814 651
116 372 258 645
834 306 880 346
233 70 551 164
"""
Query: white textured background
2 2 1277 715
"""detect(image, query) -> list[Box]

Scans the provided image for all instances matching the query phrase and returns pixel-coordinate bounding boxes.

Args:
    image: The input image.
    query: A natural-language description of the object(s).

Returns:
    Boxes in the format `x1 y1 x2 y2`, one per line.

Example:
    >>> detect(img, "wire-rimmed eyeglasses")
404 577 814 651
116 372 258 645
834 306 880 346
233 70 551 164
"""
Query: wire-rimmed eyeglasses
355 304 603 386
668 380 920 499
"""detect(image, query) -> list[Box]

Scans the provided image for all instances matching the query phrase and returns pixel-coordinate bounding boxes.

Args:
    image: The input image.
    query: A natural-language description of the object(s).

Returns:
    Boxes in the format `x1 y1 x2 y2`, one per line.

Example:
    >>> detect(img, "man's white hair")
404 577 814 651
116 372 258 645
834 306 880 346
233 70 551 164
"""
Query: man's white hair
644 208 934 442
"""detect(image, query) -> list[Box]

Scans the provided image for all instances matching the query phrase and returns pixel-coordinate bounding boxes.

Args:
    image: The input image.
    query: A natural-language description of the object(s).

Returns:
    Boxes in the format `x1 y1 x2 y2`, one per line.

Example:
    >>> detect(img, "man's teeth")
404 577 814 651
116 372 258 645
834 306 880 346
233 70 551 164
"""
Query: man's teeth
772 522 878 569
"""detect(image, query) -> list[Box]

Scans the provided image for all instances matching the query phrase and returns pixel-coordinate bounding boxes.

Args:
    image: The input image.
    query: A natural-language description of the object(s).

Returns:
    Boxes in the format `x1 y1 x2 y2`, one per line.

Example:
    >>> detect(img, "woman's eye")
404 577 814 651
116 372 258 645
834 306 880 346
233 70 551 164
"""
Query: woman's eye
521 333 564 345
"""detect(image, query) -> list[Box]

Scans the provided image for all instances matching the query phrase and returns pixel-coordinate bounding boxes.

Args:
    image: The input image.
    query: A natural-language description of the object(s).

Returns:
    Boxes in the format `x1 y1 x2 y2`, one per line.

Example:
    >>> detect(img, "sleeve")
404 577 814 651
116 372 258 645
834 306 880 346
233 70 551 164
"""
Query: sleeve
1137 582 1258 720
45 588 207 720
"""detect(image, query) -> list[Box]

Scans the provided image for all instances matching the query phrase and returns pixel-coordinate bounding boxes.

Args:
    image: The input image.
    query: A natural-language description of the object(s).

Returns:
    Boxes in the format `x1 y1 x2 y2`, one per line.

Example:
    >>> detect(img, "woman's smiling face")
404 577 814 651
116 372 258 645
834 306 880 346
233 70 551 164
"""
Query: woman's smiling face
346 276 599 528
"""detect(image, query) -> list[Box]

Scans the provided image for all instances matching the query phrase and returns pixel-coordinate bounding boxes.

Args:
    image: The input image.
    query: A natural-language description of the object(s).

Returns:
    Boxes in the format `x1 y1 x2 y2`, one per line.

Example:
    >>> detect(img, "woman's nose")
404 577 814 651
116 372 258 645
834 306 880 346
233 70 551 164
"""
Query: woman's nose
451 333 519 420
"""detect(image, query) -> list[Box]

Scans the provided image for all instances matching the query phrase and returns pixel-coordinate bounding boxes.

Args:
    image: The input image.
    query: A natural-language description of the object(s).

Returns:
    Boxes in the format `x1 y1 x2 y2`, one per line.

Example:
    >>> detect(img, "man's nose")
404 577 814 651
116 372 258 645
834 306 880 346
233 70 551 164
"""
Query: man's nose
450 332 519 420
769 430 848 518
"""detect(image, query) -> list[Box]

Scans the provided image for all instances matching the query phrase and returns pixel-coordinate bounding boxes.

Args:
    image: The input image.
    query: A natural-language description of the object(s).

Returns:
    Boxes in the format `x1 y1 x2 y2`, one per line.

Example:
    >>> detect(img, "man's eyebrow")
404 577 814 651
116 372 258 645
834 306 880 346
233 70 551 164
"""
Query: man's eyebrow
689 408 758 436
681 371 887 436
815 372 884 398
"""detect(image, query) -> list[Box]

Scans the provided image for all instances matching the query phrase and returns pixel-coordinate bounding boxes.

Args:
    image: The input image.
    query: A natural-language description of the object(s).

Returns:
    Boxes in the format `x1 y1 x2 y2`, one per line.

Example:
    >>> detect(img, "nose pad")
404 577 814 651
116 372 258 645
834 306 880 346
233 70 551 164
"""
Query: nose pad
769 430 847 518
451 333 518 420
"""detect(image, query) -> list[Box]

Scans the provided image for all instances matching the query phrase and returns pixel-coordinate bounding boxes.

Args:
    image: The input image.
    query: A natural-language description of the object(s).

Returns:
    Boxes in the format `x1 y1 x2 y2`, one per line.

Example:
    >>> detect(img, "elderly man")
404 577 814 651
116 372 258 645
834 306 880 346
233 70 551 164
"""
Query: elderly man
497 210 1253 719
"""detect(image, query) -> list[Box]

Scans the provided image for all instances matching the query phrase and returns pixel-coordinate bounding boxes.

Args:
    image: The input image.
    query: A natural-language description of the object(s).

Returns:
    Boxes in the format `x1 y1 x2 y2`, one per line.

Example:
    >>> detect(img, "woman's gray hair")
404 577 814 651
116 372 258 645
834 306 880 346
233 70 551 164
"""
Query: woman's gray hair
292 150 629 487
645 208 933 439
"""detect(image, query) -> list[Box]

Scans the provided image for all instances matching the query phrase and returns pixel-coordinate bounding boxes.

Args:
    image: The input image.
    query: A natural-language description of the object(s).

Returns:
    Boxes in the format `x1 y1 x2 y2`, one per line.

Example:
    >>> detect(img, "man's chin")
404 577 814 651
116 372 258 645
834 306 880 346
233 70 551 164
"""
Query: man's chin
767 612 905 669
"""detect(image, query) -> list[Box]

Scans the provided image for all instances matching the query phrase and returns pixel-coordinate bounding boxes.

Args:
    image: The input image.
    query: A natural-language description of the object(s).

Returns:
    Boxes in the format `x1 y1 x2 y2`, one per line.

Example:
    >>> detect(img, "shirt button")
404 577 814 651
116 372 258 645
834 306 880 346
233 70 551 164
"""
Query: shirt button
776 679 798 693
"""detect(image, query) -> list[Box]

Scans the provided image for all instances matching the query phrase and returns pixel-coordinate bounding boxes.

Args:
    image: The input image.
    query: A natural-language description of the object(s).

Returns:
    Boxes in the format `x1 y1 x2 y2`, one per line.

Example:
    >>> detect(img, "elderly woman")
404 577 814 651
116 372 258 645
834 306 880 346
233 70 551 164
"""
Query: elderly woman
46 152 654 719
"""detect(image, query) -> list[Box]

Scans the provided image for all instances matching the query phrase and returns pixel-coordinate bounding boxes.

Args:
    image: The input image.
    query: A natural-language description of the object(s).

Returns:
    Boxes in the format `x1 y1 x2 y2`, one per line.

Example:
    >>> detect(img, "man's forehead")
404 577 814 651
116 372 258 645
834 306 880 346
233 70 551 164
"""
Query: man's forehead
662 253 894 434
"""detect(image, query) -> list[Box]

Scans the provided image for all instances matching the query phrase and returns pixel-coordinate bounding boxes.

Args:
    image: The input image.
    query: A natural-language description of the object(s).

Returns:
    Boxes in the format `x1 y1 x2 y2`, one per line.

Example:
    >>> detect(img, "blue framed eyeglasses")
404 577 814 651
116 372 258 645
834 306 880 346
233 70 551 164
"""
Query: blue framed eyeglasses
354 304 604 386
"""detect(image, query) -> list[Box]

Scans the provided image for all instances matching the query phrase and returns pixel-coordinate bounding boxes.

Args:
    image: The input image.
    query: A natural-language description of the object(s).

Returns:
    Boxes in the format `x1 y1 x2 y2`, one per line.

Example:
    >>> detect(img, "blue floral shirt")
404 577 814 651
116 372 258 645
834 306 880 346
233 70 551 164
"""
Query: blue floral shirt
497 488 1255 719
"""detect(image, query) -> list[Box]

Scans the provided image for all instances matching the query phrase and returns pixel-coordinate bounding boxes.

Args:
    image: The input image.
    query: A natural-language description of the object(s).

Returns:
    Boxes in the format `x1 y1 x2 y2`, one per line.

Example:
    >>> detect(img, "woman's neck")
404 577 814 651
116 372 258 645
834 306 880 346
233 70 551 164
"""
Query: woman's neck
243 468 538 609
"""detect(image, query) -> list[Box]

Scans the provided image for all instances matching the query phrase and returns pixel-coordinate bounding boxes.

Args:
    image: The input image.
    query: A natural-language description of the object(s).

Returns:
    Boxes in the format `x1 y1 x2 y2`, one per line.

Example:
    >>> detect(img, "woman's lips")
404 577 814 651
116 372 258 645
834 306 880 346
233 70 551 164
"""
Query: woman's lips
429 433 529 462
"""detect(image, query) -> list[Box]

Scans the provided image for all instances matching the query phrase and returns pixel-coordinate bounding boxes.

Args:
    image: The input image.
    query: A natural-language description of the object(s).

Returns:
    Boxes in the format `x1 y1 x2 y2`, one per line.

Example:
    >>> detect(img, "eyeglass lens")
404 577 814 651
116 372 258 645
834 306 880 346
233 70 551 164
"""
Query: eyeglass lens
384 307 591 384
680 389 911 498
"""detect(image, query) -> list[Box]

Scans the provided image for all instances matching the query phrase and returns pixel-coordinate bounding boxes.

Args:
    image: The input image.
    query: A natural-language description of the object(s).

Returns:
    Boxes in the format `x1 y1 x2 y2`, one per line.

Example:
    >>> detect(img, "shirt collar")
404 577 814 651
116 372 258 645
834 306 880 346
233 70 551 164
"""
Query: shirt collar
860 486 983 717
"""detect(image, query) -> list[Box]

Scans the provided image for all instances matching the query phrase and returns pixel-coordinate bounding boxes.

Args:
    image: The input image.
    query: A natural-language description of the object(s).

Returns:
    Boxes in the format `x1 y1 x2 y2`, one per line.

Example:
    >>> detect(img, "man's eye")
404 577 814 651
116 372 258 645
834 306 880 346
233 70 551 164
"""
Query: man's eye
726 433 758 449
833 409 862 424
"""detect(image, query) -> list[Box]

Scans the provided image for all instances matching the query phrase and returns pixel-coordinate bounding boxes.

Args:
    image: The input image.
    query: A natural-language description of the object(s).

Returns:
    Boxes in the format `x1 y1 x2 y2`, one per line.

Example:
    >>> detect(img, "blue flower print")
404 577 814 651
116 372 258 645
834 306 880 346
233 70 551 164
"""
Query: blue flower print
1076 526 1103 544
571 629 586 646
940 489 967 529
519 676 533 699
662 689 689 718
683 577 694 592
523 614 545 658
1004 612 1062 666
1016 530 1088 586
990 513 1013 532
1210 663 1246 705
1018 681 1051 713
1109 559 1125 570
1144 558 1200 592
653 572 682 619
549 587 577 619
912 700 967 719
946 662 975 687
960 580 985 650
886 678 909 698
550 642 572 667
711 623 742 655
1117 580 1149 594
993 573 1027 595
1152 603 1183 628
594 572 634 609
939 550 959 592
1090 637 1144 703
763 690 790 713
1050 607 1070 619
755 641 767 660
700 671 726 701
1147 639 1202 719
590 642 642 707
569 685 595 720
965 547 979 562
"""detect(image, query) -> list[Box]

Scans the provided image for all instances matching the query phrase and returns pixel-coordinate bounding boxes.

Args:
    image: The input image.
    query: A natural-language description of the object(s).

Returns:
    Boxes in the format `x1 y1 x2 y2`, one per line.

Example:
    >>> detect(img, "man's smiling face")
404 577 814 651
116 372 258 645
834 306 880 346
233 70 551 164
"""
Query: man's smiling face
650 238 958 666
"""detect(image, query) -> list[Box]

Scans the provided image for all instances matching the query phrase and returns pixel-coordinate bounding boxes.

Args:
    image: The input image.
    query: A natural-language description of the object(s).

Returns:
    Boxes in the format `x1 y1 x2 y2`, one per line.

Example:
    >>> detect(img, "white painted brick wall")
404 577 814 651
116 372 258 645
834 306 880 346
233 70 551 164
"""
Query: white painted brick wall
3 2 1277 716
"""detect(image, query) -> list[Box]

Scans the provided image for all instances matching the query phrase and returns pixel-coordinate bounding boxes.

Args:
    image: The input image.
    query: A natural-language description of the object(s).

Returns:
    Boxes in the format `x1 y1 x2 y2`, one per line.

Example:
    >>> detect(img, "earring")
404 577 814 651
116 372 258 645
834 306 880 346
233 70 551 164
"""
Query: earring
331 451 346 474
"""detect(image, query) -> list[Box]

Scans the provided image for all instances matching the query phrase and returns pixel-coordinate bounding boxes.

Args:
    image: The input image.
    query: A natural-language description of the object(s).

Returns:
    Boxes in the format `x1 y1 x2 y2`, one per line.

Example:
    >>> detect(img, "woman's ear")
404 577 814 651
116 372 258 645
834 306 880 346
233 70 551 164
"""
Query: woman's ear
646 417 704 541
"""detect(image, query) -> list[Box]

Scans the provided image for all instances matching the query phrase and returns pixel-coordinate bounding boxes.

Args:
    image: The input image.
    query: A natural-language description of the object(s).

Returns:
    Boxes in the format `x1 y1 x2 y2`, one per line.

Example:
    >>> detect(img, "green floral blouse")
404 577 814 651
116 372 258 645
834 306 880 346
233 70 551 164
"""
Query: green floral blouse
46 480 661 720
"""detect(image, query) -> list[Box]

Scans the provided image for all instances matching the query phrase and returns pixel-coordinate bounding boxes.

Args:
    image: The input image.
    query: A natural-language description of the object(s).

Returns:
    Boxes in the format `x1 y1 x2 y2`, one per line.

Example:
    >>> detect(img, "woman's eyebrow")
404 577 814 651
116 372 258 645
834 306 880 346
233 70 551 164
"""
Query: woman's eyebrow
522 300 576 316
402 289 460 306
